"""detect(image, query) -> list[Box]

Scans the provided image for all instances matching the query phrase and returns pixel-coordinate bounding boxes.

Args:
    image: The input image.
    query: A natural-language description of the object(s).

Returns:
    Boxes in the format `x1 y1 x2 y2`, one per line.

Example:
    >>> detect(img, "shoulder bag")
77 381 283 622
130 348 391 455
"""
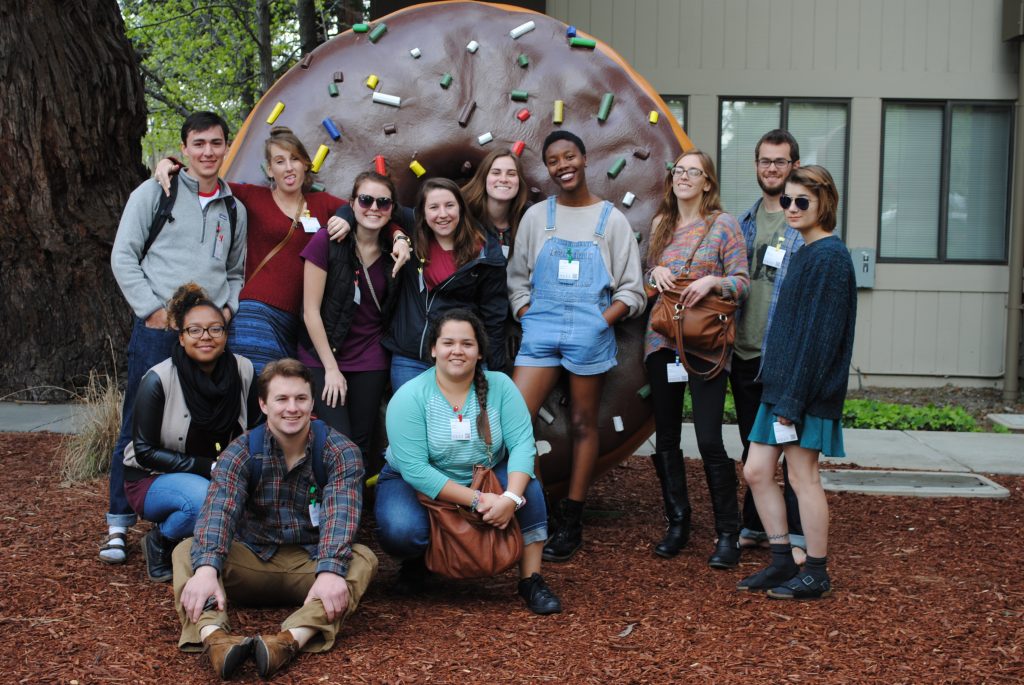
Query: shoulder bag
649 212 738 379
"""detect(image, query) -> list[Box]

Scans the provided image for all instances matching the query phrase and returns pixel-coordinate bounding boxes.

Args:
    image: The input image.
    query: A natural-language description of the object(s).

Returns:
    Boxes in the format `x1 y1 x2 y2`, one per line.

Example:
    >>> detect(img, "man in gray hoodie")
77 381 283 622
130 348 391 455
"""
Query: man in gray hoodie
103 111 247 566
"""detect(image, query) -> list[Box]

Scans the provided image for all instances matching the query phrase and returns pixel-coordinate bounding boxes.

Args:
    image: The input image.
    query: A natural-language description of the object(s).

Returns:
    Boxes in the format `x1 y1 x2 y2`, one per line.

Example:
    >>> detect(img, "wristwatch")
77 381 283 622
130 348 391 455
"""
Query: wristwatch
501 490 526 510
393 234 411 246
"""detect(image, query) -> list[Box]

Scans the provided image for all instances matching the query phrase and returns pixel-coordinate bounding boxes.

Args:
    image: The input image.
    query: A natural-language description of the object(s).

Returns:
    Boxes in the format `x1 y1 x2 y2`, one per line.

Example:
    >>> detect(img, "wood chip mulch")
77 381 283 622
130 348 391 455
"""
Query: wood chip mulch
2 432 1022 684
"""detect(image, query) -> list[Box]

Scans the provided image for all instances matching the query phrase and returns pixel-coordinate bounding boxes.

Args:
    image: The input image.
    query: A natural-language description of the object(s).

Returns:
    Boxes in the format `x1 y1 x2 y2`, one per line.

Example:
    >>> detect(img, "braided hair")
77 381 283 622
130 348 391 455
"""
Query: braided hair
427 308 491 443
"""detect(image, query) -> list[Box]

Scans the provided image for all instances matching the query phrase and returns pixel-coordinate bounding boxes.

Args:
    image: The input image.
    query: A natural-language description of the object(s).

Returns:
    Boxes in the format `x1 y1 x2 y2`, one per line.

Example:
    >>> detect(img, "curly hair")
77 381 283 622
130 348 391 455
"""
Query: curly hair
166 282 222 331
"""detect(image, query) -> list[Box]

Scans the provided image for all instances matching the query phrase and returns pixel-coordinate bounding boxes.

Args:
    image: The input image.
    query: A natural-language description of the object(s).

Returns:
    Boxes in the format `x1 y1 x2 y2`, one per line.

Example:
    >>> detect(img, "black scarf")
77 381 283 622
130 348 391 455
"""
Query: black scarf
172 344 243 435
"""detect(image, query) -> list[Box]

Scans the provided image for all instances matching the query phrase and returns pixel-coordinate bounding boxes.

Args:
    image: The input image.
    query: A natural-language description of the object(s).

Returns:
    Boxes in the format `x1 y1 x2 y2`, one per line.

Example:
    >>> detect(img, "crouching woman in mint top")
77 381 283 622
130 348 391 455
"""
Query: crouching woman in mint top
123 283 260 583
376 309 562 615
737 166 856 600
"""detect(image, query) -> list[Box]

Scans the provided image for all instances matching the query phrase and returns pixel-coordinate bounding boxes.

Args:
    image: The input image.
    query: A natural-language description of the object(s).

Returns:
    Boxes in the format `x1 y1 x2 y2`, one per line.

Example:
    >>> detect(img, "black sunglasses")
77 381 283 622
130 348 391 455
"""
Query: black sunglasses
780 194 812 211
356 194 393 210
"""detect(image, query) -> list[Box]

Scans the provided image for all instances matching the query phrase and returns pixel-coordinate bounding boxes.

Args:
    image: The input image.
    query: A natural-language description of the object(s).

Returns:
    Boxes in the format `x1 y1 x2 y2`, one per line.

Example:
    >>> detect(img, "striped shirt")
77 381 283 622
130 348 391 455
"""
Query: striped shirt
190 424 363 577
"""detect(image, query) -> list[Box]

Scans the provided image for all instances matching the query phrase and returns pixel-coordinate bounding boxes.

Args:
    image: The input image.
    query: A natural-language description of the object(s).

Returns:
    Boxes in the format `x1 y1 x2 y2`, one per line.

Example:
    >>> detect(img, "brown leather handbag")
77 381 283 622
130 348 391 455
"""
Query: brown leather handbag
415 411 524 579
649 214 737 379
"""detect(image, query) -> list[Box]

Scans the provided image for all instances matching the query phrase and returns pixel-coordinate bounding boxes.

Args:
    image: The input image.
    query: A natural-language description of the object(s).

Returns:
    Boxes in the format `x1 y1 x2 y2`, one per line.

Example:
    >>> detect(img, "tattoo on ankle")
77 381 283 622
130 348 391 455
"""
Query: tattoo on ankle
767 533 789 541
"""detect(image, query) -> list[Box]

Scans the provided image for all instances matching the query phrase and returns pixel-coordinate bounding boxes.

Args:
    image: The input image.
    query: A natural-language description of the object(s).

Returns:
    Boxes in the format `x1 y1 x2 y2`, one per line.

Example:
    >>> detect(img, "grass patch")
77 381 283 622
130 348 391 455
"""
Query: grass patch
58 370 122 483
842 399 977 431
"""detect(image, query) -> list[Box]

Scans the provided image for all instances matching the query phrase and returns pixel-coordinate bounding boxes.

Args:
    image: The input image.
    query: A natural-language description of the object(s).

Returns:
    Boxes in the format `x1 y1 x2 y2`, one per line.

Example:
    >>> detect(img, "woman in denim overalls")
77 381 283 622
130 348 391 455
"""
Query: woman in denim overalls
506 131 645 562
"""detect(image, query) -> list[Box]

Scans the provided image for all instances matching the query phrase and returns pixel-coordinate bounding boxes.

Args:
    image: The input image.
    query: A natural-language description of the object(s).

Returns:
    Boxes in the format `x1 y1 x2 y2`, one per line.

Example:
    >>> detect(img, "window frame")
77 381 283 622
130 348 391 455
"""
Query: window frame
717 96 851 238
659 94 688 131
877 99 1014 265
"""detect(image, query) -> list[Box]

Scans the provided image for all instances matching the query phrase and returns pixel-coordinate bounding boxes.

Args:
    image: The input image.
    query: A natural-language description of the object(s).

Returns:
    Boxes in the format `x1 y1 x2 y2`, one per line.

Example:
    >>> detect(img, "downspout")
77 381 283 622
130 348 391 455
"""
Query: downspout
1004 44 1024 402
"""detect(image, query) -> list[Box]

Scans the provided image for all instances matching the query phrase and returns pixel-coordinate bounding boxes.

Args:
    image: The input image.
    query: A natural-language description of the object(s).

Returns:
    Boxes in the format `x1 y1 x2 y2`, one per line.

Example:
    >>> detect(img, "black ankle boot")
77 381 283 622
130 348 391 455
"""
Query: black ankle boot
543 499 583 562
650 450 691 558
708 532 741 569
141 528 177 582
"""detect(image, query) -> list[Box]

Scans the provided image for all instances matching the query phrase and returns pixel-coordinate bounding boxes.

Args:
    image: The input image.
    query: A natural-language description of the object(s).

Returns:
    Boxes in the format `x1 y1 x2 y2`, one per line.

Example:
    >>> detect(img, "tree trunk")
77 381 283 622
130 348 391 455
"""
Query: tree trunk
256 0 274 93
296 0 319 55
0 0 147 396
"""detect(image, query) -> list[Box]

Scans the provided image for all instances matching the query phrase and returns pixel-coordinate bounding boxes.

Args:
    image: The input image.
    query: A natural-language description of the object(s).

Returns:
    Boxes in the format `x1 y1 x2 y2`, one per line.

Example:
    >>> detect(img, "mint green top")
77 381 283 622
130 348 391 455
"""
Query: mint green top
384 369 536 499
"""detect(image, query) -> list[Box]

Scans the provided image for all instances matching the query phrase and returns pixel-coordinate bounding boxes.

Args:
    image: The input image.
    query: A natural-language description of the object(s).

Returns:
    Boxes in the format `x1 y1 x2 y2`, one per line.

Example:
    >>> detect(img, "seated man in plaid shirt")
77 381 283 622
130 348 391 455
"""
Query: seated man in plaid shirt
172 358 377 680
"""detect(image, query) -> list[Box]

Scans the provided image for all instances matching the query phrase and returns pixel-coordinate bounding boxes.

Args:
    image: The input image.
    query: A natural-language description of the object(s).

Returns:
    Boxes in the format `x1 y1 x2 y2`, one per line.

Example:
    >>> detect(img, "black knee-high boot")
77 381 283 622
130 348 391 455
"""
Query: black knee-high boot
704 460 741 569
650 449 691 557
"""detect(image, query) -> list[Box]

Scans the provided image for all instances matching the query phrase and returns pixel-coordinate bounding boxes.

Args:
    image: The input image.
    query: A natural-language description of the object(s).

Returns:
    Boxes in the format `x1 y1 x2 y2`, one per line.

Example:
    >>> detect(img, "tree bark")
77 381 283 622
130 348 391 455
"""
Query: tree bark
0 0 146 395
256 0 274 93
296 0 319 55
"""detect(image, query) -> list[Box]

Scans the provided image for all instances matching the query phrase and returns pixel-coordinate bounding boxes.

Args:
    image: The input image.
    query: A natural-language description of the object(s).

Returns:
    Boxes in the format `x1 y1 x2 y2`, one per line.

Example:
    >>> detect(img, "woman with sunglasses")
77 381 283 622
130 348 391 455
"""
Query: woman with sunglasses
461 148 531 259
123 283 259 583
506 130 646 562
154 128 411 374
299 171 398 457
737 166 855 600
643 149 749 568
384 178 508 391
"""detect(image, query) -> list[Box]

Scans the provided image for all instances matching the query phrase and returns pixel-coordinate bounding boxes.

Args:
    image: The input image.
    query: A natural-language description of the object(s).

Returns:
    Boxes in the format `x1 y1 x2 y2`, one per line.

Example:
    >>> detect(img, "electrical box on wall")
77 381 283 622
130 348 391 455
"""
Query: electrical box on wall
850 248 875 289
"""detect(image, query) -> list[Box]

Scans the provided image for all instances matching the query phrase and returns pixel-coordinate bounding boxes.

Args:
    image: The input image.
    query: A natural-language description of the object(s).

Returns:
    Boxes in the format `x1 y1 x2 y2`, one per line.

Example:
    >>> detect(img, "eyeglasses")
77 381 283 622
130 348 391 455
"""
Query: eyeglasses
757 158 793 169
183 325 226 339
671 166 705 178
356 194 393 211
779 195 813 211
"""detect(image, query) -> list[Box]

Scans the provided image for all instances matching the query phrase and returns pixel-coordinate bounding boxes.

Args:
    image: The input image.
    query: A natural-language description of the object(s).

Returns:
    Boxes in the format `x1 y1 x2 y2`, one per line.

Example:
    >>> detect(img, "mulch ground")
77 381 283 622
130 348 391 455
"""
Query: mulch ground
2 433 1022 684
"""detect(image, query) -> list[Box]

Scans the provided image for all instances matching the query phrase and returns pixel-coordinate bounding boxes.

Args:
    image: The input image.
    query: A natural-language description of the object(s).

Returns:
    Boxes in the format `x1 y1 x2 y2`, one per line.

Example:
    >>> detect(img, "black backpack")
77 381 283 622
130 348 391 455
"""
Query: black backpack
245 420 330 503
140 174 238 260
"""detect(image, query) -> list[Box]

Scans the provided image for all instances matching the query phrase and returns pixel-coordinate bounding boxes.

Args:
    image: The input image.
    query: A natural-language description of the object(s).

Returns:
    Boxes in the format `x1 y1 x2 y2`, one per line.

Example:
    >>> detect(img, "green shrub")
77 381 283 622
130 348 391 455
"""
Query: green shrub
841 399 977 432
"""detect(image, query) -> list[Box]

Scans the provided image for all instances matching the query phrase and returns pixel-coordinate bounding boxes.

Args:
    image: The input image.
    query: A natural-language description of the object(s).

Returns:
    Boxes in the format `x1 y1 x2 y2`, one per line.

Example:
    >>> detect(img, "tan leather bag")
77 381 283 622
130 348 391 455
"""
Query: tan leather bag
649 213 737 379
415 412 524 579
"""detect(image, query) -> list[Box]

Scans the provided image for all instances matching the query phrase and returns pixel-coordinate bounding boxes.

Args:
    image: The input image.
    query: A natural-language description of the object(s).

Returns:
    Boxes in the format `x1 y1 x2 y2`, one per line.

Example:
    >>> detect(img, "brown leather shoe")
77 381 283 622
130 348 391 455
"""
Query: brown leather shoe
254 630 299 679
202 628 253 680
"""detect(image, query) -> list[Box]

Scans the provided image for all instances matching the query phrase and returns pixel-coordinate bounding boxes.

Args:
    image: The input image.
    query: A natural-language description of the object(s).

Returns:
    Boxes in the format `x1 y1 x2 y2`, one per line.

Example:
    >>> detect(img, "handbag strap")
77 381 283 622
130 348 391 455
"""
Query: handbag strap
669 306 731 381
677 211 720 278
249 197 306 281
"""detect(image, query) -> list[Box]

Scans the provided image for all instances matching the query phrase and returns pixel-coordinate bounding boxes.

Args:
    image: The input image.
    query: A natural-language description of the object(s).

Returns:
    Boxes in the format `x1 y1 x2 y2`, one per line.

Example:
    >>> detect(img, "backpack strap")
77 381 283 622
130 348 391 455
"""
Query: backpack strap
246 420 329 502
140 175 178 261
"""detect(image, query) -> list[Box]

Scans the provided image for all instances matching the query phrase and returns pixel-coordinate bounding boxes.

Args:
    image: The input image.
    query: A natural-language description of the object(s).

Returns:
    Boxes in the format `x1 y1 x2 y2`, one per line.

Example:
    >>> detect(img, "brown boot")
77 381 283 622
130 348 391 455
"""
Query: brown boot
254 630 299 679
202 628 253 680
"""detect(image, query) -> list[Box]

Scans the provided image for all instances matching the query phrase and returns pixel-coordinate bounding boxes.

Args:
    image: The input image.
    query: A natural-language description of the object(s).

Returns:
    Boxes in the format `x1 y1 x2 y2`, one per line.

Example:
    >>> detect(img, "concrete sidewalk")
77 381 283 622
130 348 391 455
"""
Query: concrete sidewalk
2 402 1021 475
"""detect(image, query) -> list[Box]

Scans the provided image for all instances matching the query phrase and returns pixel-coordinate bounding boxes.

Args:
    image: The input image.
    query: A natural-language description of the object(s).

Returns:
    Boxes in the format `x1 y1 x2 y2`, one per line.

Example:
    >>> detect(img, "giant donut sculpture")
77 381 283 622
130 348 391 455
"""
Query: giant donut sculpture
224 0 692 496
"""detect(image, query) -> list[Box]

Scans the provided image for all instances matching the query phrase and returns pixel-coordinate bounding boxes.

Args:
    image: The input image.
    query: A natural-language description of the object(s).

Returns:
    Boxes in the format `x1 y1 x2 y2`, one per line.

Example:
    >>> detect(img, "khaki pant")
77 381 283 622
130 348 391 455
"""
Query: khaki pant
172 538 377 653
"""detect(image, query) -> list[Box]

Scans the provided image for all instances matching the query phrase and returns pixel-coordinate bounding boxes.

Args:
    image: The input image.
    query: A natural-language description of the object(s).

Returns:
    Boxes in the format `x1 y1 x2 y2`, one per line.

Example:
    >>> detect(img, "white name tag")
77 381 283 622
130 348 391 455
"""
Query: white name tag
501 245 510 259
773 421 798 443
308 501 321 527
213 234 225 260
558 259 580 281
450 418 471 441
666 362 688 383
353 283 361 305
763 245 786 269
300 216 321 233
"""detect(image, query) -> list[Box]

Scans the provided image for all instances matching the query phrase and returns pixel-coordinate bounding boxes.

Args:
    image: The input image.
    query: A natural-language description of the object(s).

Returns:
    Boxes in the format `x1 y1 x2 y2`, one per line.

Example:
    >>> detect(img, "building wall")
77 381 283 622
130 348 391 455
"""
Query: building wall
548 0 1020 387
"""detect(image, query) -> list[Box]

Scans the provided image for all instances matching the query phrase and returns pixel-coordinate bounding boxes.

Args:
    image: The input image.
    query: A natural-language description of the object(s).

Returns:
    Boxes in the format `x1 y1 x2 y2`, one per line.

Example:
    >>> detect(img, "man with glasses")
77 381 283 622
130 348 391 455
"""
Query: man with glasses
732 129 806 562
106 111 248 567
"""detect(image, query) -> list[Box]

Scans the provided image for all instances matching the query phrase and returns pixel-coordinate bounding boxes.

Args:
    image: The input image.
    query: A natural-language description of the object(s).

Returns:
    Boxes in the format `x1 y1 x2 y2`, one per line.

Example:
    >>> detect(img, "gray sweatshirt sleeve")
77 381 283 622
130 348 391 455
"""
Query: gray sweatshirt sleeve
110 181 165 319
604 210 646 318
223 200 247 314
506 203 544 320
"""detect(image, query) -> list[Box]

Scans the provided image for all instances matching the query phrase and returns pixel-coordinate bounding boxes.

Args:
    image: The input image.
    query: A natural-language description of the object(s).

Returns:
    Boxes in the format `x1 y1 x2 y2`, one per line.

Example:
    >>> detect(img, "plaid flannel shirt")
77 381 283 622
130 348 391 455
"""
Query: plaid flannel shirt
190 423 363 577
738 198 805 357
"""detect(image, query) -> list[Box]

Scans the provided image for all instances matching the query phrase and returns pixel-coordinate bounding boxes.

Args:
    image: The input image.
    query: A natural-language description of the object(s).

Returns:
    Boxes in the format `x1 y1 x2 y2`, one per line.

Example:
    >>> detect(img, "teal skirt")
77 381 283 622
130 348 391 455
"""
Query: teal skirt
748 402 846 458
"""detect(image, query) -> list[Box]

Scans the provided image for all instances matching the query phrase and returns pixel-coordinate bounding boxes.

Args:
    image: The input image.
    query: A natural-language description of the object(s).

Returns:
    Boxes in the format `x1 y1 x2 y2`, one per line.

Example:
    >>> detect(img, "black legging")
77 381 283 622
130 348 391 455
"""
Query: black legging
310 367 388 459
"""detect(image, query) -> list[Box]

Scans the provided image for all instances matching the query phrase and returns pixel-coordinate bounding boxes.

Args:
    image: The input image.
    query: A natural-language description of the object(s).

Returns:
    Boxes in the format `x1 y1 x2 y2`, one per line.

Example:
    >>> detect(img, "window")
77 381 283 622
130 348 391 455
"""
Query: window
880 101 1012 262
660 95 687 131
719 98 849 235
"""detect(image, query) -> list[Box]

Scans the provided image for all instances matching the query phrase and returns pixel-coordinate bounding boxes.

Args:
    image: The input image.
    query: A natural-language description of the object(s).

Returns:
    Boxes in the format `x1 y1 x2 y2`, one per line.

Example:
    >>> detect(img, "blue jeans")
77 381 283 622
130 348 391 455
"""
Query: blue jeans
375 460 548 561
109 318 177 526
143 472 210 540
389 354 432 392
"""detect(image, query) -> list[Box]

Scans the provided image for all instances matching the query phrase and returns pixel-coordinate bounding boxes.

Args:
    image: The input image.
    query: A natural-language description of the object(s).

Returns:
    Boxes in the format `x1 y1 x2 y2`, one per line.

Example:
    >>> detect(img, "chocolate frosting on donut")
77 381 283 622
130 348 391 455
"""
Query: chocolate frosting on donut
226 1 688 492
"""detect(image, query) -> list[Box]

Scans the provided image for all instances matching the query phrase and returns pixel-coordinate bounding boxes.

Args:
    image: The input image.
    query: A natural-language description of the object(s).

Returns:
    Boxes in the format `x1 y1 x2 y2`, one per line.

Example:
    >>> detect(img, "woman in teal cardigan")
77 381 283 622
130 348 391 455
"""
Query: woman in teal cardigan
375 309 561 615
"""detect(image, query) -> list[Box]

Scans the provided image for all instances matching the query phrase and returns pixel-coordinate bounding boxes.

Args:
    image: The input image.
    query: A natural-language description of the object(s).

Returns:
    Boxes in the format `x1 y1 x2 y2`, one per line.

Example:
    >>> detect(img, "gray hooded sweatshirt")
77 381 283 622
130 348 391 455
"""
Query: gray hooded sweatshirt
111 171 247 319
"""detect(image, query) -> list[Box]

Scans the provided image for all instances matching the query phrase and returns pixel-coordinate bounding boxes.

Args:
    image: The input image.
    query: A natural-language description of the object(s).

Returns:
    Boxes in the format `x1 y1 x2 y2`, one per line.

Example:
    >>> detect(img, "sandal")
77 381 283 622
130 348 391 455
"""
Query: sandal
767 571 832 600
99 531 127 565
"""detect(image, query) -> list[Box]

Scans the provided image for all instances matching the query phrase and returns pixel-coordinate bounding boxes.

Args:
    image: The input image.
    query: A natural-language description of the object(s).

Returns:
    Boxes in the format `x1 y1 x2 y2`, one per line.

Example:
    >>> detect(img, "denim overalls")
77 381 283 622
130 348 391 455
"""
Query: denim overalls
515 197 617 375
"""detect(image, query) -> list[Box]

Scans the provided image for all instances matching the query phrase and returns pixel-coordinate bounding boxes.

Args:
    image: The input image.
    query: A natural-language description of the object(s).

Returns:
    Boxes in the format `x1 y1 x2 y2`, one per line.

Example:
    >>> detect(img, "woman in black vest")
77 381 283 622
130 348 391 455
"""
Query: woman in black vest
300 171 397 458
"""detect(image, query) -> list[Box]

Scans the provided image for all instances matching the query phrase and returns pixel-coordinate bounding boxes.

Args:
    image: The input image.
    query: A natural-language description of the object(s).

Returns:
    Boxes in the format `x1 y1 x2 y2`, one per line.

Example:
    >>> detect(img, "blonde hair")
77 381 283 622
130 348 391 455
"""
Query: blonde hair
264 127 314 192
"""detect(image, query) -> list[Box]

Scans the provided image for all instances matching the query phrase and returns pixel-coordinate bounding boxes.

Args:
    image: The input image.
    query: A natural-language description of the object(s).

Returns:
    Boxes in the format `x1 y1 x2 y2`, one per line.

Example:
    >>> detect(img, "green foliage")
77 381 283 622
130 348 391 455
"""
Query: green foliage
841 399 978 432
121 1 364 160
992 423 1011 434
680 389 737 423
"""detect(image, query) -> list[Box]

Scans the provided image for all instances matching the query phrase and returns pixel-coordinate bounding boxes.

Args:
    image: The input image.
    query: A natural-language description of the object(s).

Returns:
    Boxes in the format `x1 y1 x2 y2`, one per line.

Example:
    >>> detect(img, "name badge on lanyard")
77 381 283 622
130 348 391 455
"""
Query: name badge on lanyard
450 418 471 441
763 245 786 269
666 356 688 383
300 215 321 233
558 246 580 281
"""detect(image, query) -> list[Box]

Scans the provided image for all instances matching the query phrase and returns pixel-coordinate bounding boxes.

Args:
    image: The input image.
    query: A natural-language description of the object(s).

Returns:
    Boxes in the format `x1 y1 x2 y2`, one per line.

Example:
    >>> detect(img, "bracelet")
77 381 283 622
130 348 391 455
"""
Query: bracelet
469 489 482 512
501 490 525 510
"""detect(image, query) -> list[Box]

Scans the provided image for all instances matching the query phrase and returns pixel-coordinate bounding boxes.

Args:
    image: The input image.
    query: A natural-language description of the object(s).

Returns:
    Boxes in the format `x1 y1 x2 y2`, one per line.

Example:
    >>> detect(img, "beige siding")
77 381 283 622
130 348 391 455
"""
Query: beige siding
546 0 1018 385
